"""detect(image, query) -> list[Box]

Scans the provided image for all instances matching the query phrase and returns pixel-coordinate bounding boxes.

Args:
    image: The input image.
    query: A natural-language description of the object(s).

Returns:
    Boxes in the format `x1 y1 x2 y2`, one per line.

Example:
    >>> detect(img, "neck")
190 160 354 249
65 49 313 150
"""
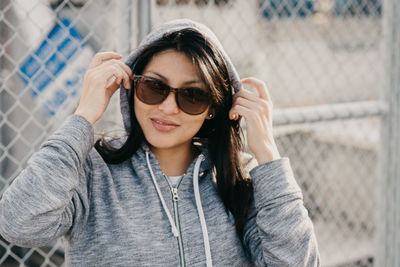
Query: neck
149 142 199 176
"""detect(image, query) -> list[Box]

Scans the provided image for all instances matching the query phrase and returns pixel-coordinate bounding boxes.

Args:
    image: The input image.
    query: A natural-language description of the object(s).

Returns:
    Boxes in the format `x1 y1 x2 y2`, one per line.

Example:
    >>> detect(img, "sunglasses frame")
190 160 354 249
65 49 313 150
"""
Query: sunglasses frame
132 75 211 115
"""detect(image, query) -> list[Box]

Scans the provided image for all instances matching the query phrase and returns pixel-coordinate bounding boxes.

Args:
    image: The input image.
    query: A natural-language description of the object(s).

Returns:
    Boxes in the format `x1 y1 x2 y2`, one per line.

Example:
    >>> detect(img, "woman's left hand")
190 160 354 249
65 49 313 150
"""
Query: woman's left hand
229 77 280 164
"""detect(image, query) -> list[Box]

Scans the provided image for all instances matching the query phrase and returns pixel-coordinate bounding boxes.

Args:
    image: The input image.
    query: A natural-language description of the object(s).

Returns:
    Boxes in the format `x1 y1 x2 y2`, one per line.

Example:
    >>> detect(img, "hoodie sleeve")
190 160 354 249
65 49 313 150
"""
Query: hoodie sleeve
0 114 93 247
243 157 320 266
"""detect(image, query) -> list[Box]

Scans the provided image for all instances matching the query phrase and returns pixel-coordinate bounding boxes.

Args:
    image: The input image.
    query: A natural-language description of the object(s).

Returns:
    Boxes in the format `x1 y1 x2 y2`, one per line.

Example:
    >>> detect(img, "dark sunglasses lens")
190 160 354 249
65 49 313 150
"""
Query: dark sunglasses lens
136 78 168 104
177 88 210 115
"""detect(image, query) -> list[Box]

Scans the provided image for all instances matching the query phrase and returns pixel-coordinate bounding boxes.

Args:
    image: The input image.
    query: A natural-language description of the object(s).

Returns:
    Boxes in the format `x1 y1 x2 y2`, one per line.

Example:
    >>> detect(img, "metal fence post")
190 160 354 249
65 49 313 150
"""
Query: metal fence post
94 0 135 132
138 0 152 42
378 0 400 265
116 0 133 55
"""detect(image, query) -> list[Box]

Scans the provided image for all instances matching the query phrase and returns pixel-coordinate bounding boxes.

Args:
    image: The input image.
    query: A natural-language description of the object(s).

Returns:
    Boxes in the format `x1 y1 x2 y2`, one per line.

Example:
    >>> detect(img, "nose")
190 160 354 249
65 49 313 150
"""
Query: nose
158 91 179 114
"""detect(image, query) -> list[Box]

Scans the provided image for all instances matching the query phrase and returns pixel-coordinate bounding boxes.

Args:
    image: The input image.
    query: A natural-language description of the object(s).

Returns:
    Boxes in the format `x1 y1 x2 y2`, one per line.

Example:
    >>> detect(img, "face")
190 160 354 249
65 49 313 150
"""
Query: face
134 49 212 153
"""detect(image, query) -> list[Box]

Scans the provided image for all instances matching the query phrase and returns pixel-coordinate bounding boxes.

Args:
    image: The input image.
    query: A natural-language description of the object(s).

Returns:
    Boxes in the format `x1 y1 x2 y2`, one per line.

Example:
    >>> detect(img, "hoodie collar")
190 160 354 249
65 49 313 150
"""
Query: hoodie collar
135 142 213 181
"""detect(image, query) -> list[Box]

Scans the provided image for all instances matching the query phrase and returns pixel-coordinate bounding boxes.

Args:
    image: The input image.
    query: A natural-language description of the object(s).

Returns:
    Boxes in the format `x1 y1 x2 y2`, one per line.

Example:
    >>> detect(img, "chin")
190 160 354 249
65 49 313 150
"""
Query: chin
145 133 183 150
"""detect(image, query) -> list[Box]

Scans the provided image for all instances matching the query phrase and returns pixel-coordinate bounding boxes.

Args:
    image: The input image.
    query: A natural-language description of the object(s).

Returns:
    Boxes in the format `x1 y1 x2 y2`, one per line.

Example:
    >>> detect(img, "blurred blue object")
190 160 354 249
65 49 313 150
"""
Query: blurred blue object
260 0 315 19
18 18 92 117
260 0 381 19
333 0 381 16
19 18 84 95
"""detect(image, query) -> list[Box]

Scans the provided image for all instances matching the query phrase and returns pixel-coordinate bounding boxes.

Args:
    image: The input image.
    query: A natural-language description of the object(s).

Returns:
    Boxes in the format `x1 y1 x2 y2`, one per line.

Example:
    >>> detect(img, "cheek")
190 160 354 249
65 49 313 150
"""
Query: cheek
188 108 210 130
183 116 208 135
134 96 150 118
133 98 151 132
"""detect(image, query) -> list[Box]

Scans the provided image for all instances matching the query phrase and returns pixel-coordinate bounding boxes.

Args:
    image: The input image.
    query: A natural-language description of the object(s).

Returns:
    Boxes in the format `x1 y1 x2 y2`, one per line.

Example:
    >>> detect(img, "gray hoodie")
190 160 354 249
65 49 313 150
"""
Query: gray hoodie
0 19 320 266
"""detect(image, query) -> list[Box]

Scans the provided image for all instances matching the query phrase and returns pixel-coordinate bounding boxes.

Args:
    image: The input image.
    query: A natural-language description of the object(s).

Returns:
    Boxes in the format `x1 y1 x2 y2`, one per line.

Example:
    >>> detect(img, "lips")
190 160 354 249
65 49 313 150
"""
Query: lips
151 118 179 132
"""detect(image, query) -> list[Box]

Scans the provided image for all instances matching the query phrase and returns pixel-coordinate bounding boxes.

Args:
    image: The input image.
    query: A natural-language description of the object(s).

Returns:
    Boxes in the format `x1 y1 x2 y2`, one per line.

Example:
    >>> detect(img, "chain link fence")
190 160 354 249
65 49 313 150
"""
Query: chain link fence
0 0 387 266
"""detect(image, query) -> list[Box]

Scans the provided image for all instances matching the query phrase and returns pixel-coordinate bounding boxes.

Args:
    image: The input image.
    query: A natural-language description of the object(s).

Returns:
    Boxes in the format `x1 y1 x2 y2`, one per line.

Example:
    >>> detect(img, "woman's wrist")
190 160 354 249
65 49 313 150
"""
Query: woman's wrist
253 143 281 165
74 108 97 125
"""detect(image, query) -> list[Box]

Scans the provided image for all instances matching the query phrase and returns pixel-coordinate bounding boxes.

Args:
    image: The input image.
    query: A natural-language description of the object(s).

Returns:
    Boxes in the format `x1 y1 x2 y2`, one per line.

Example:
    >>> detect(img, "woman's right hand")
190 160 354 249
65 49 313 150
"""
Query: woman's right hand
74 52 133 125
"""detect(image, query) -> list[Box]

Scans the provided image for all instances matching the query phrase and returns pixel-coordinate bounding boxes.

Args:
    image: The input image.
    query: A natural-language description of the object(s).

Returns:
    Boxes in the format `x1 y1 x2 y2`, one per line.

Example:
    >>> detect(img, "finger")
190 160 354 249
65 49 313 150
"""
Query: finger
111 61 133 87
233 89 260 103
112 64 131 89
89 52 122 68
117 61 133 78
101 60 132 87
229 104 253 121
229 98 251 120
115 77 122 85
231 90 257 120
100 64 129 87
230 98 260 121
241 77 271 101
236 93 271 112
87 68 121 94
103 59 133 78
106 78 122 96
88 67 119 86
234 96 261 110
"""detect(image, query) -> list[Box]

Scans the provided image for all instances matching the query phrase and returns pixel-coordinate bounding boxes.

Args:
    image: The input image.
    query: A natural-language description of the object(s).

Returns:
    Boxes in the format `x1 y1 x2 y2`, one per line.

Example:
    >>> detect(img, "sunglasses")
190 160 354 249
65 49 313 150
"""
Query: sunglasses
133 75 211 115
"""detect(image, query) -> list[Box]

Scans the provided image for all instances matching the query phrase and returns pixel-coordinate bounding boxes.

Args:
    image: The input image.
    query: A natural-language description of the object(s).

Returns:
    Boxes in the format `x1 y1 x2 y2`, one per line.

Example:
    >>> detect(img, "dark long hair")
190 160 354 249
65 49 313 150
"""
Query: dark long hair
95 28 253 239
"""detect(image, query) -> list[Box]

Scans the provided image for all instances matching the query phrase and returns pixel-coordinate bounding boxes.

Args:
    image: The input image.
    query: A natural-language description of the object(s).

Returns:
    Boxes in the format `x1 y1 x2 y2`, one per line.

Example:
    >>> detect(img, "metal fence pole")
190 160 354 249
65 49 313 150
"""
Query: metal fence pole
378 0 400 265
94 0 134 132
138 0 152 42
116 0 133 56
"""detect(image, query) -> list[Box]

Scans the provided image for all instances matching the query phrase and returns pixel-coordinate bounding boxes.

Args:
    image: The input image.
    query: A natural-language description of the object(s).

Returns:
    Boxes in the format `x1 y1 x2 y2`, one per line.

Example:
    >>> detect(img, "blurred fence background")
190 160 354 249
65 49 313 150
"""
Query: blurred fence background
0 0 395 266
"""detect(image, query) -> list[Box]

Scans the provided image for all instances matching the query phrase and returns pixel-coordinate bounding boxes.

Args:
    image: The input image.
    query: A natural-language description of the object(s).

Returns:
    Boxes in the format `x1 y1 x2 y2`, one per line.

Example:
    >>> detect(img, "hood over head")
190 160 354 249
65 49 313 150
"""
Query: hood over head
120 18 242 132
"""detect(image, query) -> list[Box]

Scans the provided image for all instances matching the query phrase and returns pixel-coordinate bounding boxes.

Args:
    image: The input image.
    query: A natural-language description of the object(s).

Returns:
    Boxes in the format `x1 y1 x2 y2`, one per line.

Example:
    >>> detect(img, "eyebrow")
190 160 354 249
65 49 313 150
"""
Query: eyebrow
145 70 204 85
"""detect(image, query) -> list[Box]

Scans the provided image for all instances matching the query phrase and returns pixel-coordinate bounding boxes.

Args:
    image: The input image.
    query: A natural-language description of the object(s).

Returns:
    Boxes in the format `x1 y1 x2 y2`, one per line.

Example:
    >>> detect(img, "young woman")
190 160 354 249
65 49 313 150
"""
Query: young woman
0 19 320 266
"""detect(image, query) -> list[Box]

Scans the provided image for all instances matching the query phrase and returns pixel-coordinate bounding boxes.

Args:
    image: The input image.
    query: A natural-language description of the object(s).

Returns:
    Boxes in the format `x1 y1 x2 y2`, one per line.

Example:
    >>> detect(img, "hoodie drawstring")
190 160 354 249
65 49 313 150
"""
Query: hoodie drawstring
193 154 213 267
146 152 179 237
145 152 213 267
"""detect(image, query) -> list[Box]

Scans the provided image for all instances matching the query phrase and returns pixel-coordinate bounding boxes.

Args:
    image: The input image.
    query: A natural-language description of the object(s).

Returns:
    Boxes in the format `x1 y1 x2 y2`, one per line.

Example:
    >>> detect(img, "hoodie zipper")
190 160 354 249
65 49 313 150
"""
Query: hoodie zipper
164 175 186 267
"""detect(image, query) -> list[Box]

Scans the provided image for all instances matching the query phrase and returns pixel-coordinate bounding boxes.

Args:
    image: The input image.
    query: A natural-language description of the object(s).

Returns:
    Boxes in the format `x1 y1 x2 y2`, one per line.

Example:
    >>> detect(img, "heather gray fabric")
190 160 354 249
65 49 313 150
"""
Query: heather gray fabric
0 19 320 266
